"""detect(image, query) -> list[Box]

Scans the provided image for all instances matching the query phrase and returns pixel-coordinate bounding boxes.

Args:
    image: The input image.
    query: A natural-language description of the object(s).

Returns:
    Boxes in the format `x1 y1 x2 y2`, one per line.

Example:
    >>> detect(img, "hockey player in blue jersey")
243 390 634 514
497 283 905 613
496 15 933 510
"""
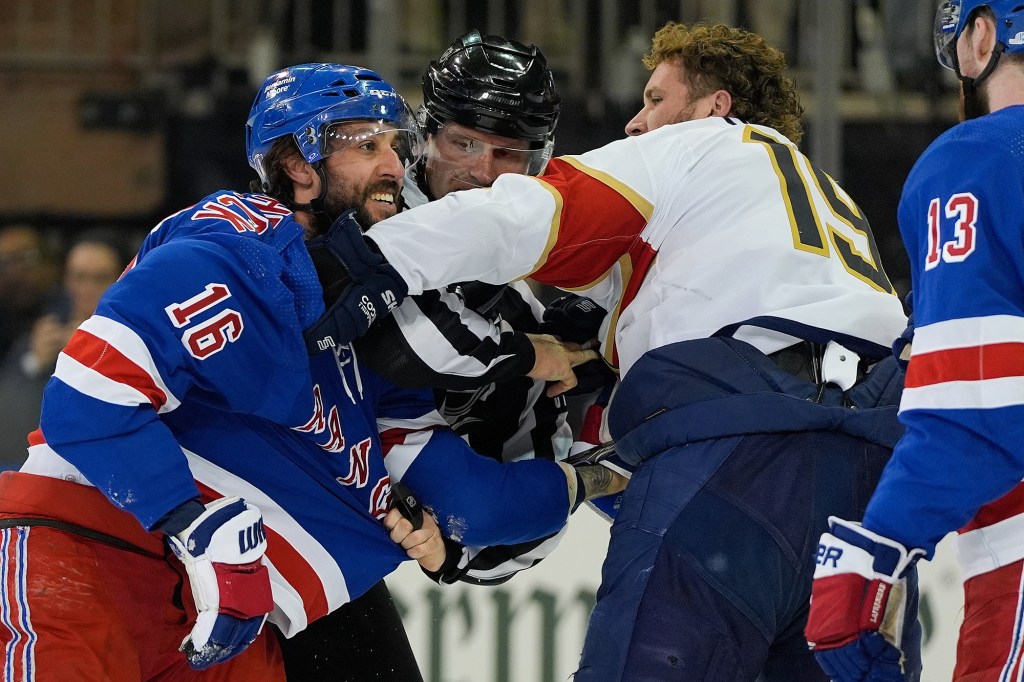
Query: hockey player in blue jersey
0 63 607 681
806 2 1024 680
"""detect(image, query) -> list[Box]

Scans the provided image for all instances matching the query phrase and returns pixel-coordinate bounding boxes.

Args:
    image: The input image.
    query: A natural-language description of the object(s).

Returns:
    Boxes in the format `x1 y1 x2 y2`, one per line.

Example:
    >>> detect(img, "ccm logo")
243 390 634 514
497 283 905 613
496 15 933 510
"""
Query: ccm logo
359 295 377 325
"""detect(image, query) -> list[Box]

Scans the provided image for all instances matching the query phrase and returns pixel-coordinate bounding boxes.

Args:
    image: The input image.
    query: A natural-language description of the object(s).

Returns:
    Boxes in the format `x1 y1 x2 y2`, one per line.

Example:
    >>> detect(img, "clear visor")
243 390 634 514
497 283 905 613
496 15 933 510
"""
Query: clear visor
934 1 962 71
323 118 424 167
425 112 552 182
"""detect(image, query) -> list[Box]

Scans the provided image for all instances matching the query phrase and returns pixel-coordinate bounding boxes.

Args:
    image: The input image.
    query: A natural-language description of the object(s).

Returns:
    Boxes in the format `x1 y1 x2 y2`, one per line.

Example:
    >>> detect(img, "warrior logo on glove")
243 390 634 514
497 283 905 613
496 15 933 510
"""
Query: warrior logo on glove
167 496 274 670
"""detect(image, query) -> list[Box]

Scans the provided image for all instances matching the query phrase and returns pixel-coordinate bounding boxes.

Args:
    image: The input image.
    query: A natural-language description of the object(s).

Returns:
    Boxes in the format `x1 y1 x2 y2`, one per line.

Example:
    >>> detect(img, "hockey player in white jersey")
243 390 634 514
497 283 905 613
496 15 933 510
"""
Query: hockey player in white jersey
313 21 919 681
806 2 1024 680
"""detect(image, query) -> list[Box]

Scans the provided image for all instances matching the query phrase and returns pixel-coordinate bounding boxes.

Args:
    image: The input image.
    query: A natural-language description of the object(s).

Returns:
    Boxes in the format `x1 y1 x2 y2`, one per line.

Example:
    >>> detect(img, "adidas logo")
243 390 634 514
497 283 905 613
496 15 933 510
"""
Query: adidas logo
1009 31 1024 46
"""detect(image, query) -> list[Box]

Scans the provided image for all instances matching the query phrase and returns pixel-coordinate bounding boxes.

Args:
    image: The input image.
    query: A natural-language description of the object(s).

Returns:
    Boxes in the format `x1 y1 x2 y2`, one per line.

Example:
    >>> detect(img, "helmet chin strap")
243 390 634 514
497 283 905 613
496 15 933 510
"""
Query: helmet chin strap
286 163 336 235
957 42 1005 97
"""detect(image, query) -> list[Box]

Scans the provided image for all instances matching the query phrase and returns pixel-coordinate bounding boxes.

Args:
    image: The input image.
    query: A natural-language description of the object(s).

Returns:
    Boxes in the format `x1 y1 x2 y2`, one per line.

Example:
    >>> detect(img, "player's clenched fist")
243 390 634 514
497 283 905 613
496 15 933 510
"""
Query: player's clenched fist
166 496 274 670
805 517 924 682
384 504 447 573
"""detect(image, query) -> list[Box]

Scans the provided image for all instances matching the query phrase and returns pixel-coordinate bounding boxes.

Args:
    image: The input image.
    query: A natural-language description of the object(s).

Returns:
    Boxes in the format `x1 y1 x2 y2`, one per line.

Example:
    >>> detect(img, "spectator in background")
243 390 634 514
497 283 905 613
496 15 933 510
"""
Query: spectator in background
0 230 126 469
0 225 59 363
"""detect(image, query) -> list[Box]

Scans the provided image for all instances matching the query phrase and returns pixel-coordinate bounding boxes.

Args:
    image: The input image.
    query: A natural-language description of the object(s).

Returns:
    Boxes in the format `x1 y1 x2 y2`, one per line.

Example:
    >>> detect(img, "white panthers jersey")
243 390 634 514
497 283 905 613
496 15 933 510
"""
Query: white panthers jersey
369 117 907 376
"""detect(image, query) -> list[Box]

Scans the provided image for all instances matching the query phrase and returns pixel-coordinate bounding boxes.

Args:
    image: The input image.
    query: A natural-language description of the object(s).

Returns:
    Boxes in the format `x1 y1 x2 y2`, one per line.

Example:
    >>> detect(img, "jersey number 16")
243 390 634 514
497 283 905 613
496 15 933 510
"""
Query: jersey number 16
165 283 245 360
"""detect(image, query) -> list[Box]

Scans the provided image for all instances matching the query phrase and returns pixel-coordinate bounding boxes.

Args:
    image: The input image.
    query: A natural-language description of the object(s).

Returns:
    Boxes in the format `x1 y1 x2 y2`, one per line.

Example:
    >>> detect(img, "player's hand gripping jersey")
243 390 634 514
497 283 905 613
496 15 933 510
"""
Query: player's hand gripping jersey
24 190 571 636
365 117 907 374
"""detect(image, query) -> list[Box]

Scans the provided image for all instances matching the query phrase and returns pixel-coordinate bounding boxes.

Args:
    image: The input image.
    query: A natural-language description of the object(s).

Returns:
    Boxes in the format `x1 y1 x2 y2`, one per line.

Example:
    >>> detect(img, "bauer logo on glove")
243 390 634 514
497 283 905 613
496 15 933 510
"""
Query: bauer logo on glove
805 516 925 682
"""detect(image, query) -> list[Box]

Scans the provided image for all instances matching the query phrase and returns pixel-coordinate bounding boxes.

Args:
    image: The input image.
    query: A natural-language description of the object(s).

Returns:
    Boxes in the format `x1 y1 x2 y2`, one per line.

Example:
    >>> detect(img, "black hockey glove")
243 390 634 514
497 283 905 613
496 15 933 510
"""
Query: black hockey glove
539 294 614 396
303 210 409 354
390 481 423 531
538 294 606 344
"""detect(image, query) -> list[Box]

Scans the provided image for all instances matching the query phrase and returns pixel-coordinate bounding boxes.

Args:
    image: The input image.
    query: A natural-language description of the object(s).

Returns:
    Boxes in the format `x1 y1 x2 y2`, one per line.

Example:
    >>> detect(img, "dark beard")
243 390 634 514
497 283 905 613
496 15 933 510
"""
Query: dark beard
959 79 990 121
323 180 400 231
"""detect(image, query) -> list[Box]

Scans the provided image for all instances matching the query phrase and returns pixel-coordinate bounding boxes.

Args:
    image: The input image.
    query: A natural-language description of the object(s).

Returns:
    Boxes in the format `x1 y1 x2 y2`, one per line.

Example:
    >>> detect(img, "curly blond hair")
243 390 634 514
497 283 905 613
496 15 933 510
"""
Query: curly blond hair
643 22 804 144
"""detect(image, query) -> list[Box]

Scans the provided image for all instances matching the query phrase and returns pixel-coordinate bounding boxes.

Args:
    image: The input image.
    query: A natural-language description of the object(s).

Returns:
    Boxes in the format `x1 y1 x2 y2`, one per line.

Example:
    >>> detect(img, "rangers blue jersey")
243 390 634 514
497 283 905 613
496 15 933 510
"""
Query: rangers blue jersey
863 106 1024 561
26 190 570 635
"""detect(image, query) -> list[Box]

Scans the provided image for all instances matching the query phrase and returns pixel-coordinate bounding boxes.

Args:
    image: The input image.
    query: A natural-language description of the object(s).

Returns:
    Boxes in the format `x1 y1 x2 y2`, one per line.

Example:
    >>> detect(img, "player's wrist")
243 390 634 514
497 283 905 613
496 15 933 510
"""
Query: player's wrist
420 536 467 584
508 331 537 377
154 498 206 536
825 517 923 580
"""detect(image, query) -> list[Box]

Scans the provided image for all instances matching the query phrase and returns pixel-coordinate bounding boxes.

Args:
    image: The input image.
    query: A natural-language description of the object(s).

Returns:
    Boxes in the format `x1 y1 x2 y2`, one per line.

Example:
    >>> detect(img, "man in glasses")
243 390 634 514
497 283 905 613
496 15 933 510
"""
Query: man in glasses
806 2 1024 680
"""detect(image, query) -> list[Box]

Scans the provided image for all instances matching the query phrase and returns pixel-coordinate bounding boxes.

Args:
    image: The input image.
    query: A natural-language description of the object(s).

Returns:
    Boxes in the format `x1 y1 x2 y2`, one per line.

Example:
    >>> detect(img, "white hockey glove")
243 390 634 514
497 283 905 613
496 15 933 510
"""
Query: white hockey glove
166 496 273 670
805 517 924 681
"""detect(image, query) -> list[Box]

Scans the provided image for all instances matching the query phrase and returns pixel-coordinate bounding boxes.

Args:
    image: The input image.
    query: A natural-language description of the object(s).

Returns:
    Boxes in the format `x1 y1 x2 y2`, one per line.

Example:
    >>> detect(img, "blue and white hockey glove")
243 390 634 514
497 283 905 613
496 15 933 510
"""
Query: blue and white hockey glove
304 210 408 354
166 497 274 670
805 517 924 682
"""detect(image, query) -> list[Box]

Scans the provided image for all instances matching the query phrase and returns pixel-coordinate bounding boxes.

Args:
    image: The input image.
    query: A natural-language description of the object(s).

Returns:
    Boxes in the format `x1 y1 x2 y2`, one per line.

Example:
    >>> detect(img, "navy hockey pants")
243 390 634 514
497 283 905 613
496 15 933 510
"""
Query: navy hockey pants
574 429 923 681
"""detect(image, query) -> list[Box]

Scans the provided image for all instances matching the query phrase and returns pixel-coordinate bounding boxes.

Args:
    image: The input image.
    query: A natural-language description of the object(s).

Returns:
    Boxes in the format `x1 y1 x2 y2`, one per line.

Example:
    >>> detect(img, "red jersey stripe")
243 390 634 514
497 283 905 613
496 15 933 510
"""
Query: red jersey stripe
906 342 1024 388
62 329 168 409
379 427 429 457
960 482 1024 533
532 158 650 288
262 524 329 624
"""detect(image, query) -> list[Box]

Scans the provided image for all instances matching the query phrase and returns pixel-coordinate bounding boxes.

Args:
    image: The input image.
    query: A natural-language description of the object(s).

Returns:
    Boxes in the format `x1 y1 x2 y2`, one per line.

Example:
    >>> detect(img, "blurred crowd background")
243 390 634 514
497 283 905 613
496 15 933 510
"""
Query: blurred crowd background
0 0 959 468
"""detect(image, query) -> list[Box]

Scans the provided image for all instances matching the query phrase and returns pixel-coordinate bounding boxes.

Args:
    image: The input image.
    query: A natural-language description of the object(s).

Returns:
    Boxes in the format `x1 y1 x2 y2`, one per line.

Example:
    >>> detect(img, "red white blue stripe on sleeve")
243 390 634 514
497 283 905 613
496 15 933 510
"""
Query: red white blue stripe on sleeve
901 315 1024 411
53 315 181 413
377 412 448 482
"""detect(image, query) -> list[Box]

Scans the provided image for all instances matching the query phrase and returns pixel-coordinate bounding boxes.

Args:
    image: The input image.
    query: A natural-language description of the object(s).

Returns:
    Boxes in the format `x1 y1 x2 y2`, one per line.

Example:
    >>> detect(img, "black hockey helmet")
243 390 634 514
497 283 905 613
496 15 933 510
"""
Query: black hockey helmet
422 30 561 148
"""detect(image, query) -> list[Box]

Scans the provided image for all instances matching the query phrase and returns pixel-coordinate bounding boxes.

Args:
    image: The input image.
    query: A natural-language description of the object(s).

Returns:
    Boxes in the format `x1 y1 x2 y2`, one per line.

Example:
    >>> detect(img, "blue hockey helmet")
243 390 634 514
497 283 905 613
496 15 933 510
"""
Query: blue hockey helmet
934 0 1024 71
246 63 423 190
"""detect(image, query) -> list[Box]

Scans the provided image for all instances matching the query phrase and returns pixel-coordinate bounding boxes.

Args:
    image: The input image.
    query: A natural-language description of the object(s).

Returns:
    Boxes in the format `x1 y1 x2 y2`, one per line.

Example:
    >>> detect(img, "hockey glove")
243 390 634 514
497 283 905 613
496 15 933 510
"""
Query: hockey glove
166 497 274 670
303 209 409 354
539 295 613 396
539 294 607 345
805 517 925 682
